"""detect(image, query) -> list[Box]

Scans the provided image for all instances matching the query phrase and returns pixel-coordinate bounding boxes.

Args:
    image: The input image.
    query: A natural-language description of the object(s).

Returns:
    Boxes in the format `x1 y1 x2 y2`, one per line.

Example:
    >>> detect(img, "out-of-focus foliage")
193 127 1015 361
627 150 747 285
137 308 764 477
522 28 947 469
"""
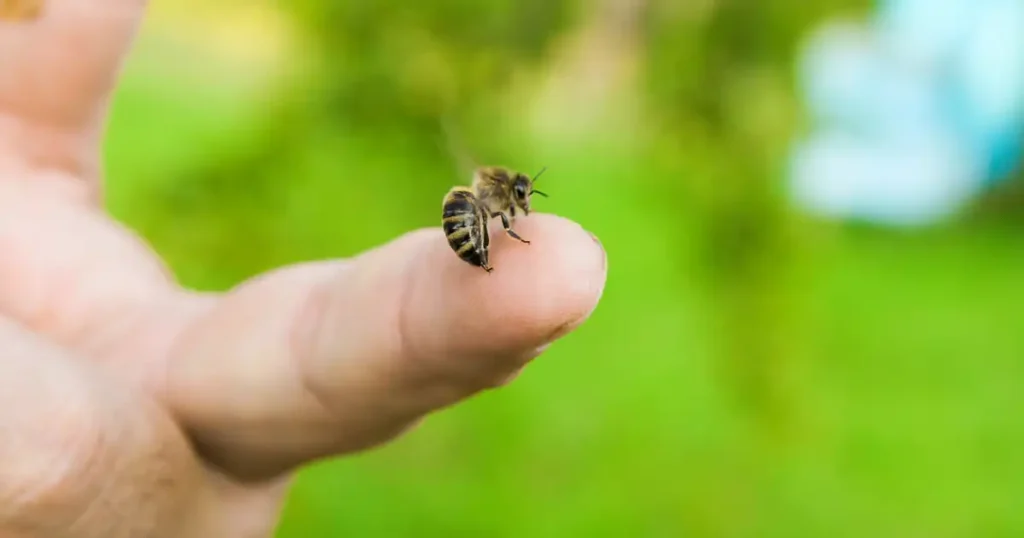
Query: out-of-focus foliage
290 0 577 126
104 0 1024 536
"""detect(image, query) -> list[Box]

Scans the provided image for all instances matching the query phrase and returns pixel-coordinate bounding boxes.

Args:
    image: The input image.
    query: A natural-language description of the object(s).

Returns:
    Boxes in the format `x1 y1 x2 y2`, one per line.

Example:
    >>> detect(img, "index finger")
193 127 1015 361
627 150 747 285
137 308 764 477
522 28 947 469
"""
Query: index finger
165 213 607 480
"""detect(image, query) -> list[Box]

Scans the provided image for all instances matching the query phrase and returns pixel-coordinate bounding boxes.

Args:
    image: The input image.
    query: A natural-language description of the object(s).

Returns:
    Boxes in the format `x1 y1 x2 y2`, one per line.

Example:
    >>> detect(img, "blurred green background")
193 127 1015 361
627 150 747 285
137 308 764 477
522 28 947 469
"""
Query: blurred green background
103 0 1024 536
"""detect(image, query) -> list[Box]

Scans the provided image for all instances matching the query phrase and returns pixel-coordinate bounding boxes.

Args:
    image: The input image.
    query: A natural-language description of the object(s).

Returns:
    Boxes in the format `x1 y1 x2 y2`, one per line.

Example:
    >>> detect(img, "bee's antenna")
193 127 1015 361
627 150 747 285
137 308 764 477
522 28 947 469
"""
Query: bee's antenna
529 166 549 197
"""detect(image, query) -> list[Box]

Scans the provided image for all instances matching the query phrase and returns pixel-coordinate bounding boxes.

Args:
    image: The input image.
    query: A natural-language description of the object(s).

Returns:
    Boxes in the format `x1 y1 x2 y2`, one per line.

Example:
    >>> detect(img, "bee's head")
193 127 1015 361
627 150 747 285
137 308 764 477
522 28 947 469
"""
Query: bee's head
512 167 547 215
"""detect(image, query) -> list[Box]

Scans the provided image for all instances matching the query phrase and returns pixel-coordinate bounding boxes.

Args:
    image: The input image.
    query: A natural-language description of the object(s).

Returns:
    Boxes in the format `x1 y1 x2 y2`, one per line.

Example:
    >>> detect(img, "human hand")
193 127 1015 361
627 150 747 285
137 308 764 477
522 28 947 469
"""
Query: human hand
0 2 607 537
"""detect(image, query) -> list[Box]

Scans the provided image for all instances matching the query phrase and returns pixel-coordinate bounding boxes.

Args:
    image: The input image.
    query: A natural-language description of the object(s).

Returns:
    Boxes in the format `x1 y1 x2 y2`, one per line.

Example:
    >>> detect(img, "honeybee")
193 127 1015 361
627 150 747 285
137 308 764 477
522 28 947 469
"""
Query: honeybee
442 166 548 272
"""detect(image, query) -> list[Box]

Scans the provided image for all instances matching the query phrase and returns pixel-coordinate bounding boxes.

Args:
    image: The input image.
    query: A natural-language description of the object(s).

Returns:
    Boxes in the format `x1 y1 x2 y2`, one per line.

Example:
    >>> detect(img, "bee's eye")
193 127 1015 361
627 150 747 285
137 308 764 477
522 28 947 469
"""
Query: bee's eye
515 183 527 198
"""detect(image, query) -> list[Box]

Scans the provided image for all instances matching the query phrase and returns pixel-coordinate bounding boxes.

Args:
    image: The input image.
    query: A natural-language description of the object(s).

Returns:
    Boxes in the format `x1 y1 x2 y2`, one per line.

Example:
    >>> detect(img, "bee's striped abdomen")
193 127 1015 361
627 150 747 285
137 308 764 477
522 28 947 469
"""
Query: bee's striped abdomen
442 187 492 271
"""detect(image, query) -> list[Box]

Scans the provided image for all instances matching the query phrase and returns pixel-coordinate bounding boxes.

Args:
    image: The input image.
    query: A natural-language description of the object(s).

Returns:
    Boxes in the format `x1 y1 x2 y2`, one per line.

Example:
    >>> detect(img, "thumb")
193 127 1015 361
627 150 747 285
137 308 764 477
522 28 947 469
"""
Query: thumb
0 317 207 538
0 0 147 180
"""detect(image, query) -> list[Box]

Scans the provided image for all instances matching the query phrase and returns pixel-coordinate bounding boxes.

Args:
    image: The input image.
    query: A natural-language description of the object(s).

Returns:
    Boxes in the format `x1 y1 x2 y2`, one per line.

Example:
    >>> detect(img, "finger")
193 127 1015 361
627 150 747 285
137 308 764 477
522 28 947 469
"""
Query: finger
165 213 607 480
0 317 209 538
0 0 147 179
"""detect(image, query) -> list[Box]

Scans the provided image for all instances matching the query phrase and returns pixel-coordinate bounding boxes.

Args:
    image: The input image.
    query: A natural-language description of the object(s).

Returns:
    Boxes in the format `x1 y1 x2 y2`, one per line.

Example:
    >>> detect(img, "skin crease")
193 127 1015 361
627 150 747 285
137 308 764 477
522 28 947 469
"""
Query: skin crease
0 1 607 537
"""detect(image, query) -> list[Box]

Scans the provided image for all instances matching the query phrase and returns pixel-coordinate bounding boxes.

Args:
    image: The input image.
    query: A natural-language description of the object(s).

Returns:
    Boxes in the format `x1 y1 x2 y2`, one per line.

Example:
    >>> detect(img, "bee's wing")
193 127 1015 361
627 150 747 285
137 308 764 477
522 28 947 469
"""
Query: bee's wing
438 116 479 183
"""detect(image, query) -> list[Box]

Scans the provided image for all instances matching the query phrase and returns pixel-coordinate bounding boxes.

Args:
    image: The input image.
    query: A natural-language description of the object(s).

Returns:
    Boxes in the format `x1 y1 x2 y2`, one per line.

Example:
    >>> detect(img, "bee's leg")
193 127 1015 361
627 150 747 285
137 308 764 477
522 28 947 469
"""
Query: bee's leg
498 212 530 244
479 246 493 272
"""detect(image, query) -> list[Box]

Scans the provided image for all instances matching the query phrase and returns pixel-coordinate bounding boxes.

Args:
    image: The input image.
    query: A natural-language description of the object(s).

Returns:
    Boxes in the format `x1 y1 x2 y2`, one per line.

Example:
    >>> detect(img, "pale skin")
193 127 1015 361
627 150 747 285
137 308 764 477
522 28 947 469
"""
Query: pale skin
0 2 607 537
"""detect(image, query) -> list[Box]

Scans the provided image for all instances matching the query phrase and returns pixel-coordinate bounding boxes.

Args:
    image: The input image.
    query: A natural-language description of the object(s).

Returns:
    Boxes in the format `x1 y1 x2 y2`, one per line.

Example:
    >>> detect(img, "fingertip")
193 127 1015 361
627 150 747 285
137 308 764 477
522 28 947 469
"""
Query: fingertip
484 213 607 343
408 213 606 361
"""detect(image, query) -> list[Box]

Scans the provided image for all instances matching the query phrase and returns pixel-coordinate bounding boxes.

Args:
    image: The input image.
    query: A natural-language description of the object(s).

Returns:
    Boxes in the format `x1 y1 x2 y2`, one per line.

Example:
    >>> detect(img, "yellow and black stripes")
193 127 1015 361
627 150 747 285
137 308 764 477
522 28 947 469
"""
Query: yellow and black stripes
442 187 492 272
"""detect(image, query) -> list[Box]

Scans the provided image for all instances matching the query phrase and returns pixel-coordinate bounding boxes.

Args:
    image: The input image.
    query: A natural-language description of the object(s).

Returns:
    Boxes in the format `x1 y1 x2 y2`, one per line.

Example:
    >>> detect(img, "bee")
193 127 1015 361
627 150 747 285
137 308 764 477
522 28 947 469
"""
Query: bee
442 166 548 272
